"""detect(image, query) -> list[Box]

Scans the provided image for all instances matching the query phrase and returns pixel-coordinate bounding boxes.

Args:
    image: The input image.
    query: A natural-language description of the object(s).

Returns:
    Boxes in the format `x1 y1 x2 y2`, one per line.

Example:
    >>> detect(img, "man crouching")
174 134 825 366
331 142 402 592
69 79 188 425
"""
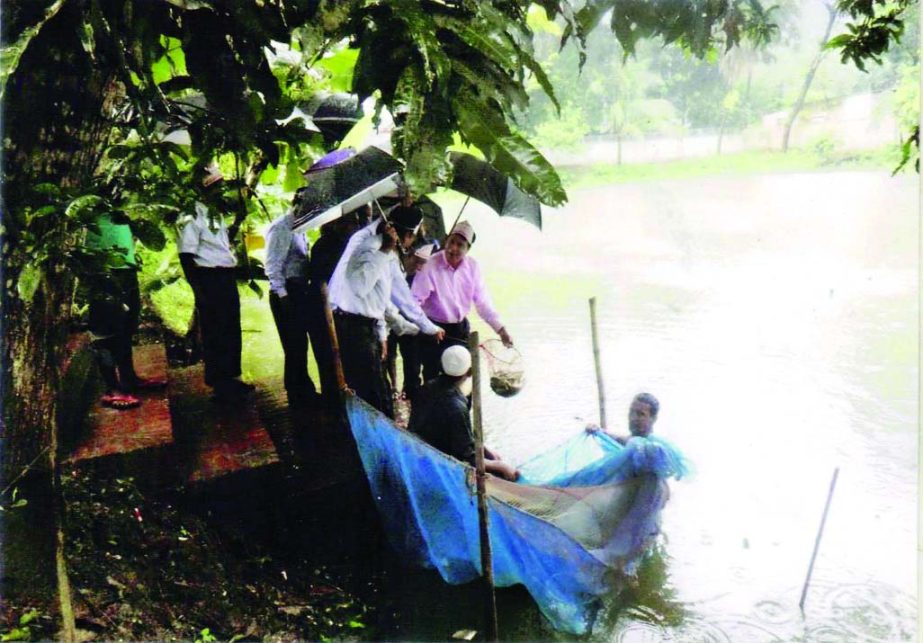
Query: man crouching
409 345 519 481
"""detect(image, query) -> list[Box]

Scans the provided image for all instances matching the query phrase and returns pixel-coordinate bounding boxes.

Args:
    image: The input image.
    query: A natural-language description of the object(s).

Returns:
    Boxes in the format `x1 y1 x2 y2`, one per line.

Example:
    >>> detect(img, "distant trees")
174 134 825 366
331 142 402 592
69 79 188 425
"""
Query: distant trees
520 0 917 159
782 1 841 152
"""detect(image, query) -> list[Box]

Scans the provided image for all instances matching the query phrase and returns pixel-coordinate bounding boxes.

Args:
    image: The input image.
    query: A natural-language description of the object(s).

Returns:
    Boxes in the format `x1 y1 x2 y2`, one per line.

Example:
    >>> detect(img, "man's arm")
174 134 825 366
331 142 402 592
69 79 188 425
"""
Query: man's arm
390 261 444 339
345 246 390 298
585 424 628 444
384 303 420 336
485 458 519 482
469 259 511 345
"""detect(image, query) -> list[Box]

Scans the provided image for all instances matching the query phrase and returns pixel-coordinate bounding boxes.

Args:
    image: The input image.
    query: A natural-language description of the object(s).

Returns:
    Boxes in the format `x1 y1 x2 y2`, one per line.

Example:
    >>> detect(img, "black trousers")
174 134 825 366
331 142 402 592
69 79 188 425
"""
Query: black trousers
269 279 316 399
397 333 423 400
305 283 339 398
190 267 242 387
88 269 141 390
420 318 470 381
334 311 393 418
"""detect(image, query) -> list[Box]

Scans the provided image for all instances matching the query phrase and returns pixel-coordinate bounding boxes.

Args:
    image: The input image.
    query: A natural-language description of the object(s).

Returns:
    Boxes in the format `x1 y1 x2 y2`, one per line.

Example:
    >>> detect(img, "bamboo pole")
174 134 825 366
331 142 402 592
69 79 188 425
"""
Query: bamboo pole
320 282 347 393
799 467 839 611
589 297 607 429
469 332 499 642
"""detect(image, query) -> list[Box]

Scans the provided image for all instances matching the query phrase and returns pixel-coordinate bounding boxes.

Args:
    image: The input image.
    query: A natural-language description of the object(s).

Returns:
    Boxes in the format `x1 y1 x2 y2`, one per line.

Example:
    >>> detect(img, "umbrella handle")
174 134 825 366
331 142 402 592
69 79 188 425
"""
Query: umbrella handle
374 196 389 223
448 195 471 235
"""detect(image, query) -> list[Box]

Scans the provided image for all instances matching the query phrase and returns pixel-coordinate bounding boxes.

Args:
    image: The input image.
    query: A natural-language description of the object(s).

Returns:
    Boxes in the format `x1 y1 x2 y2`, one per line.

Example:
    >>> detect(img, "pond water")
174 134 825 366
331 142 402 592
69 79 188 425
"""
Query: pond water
412 170 918 641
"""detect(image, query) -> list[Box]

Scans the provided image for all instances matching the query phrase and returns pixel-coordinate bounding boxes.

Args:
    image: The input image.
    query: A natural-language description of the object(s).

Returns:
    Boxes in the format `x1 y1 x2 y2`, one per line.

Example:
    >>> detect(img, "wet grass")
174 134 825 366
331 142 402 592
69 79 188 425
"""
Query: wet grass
558 146 902 192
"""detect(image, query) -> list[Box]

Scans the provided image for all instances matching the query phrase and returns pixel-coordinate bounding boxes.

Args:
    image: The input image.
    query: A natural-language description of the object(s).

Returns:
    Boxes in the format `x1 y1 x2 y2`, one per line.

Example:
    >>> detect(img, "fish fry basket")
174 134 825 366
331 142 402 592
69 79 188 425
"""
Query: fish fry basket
480 339 525 397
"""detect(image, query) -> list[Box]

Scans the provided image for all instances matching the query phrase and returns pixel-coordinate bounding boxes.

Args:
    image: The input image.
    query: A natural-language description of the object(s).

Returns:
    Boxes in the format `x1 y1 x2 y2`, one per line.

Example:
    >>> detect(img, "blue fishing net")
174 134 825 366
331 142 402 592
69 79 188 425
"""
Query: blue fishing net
346 395 687 635
517 430 690 487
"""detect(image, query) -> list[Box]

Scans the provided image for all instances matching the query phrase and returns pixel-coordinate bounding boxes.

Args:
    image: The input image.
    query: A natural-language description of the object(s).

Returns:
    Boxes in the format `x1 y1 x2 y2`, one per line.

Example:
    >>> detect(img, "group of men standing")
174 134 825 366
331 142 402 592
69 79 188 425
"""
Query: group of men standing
106 162 654 487
171 160 515 418
262 193 514 419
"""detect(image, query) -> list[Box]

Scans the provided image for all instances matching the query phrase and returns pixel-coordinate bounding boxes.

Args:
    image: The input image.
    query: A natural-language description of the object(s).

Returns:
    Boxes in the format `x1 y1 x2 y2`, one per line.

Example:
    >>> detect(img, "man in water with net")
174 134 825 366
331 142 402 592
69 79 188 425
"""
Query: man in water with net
409 345 519 481
587 392 660 444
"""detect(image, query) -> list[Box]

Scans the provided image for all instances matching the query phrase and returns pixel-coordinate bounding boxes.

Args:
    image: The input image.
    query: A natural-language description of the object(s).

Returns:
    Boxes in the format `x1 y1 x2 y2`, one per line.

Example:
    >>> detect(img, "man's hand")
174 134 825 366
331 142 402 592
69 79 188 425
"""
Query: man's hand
485 459 519 482
433 328 446 342
498 327 513 347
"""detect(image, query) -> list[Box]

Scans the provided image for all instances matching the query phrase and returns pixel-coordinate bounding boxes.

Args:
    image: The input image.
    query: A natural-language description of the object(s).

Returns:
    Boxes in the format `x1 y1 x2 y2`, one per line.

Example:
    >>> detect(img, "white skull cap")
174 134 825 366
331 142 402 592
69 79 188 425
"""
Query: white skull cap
441 345 472 377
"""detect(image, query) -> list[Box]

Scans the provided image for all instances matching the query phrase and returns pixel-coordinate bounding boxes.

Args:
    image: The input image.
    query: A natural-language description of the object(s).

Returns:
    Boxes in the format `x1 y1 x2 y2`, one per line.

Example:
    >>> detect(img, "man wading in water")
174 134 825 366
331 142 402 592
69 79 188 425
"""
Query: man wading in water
586 392 660 444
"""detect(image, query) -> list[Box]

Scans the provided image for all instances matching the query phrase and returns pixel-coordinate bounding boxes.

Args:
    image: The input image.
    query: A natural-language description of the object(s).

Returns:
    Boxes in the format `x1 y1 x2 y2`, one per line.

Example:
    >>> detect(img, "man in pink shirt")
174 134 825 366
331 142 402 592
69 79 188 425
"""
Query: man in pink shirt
411 220 513 381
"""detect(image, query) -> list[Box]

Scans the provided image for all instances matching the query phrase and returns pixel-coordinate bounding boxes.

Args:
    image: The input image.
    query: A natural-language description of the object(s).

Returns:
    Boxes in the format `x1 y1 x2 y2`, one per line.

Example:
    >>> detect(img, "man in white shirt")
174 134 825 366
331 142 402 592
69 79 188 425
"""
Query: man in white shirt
264 190 318 407
176 168 253 401
329 205 445 417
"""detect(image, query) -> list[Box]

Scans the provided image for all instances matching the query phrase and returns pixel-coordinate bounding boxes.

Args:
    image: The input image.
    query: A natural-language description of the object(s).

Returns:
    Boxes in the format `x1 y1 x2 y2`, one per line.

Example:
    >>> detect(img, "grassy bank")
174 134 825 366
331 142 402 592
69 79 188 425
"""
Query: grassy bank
557 145 903 192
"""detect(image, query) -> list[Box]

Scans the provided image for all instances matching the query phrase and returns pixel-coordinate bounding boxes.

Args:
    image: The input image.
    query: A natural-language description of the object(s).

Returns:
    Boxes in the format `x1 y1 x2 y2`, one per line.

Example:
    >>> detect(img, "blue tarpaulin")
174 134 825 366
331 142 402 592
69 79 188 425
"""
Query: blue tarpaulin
346 395 688 634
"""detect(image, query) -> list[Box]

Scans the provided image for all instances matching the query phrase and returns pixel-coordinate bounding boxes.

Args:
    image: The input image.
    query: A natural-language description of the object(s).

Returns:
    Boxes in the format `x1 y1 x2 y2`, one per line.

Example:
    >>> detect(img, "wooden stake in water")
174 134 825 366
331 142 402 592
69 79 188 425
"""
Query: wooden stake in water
469 332 499 642
589 297 607 429
799 467 840 611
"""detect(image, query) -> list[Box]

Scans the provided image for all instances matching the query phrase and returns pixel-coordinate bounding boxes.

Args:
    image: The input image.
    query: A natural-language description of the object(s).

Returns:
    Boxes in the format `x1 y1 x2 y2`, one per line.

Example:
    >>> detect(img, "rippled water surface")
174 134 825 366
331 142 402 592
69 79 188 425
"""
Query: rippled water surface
423 170 918 641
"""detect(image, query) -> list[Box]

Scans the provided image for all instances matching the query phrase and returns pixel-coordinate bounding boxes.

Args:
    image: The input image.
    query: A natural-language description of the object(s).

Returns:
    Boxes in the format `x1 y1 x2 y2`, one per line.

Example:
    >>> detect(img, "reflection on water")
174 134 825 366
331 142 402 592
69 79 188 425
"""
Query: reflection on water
413 170 918 641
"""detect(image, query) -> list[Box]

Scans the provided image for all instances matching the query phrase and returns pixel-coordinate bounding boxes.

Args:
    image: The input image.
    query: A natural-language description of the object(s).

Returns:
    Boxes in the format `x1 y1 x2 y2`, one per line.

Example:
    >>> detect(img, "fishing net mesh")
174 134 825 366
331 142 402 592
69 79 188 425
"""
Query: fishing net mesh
480 339 524 397
345 395 688 634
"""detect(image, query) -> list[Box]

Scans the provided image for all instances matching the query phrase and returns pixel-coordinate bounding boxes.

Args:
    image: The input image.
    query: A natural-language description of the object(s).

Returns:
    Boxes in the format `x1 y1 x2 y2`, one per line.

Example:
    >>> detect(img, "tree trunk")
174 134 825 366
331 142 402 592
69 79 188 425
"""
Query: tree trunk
2 3 121 638
782 3 839 152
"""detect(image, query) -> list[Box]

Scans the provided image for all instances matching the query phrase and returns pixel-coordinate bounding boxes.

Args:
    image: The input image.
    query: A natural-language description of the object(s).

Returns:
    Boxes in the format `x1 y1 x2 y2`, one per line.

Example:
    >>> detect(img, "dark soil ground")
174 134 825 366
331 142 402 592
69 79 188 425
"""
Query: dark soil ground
2 465 383 642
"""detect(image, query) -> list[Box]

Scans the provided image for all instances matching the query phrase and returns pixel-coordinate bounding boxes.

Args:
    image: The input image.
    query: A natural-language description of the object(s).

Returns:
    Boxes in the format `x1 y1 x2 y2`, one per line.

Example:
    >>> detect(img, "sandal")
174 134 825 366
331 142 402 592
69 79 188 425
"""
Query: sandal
101 393 141 410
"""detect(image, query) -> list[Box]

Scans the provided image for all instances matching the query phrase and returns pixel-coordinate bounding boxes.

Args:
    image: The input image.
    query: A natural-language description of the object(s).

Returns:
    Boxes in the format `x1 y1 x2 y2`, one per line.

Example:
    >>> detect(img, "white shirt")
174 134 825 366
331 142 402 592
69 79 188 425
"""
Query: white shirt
329 219 440 340
176 202 237 268
264 210 308 297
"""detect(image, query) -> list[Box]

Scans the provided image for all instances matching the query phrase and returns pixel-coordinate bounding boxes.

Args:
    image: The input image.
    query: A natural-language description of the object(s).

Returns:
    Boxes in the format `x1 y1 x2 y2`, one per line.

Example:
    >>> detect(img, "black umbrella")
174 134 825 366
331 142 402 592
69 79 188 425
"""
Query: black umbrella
292 146 403 233
448 152 542 230
304 92 363 148
378 194 447 245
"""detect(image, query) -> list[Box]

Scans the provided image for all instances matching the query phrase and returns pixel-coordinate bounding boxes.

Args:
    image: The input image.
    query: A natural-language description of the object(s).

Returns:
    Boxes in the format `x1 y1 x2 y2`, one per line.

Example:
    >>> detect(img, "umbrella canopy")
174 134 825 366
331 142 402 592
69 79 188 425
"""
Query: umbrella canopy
448 152 542 230
292 146 402 233
304 92 363 148
378 194 447 245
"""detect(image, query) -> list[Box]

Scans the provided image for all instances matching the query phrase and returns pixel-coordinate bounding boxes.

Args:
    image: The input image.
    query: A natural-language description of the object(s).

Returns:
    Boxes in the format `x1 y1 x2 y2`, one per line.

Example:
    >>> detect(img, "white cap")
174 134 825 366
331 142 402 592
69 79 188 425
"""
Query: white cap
441 345 471 377
449 220 475 245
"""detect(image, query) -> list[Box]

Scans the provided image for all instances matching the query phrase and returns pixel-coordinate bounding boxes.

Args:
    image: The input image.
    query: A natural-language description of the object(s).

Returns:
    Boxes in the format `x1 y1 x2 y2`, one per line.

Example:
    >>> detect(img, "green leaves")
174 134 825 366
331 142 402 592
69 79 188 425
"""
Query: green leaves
892 125 919 175
130 218 168 251
570 0 781 61
455 89 567 206
0 0 67 100
65 195 105 221
315 48 359 94
16 264 43 305
389 0 452 91
828 0 912 71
